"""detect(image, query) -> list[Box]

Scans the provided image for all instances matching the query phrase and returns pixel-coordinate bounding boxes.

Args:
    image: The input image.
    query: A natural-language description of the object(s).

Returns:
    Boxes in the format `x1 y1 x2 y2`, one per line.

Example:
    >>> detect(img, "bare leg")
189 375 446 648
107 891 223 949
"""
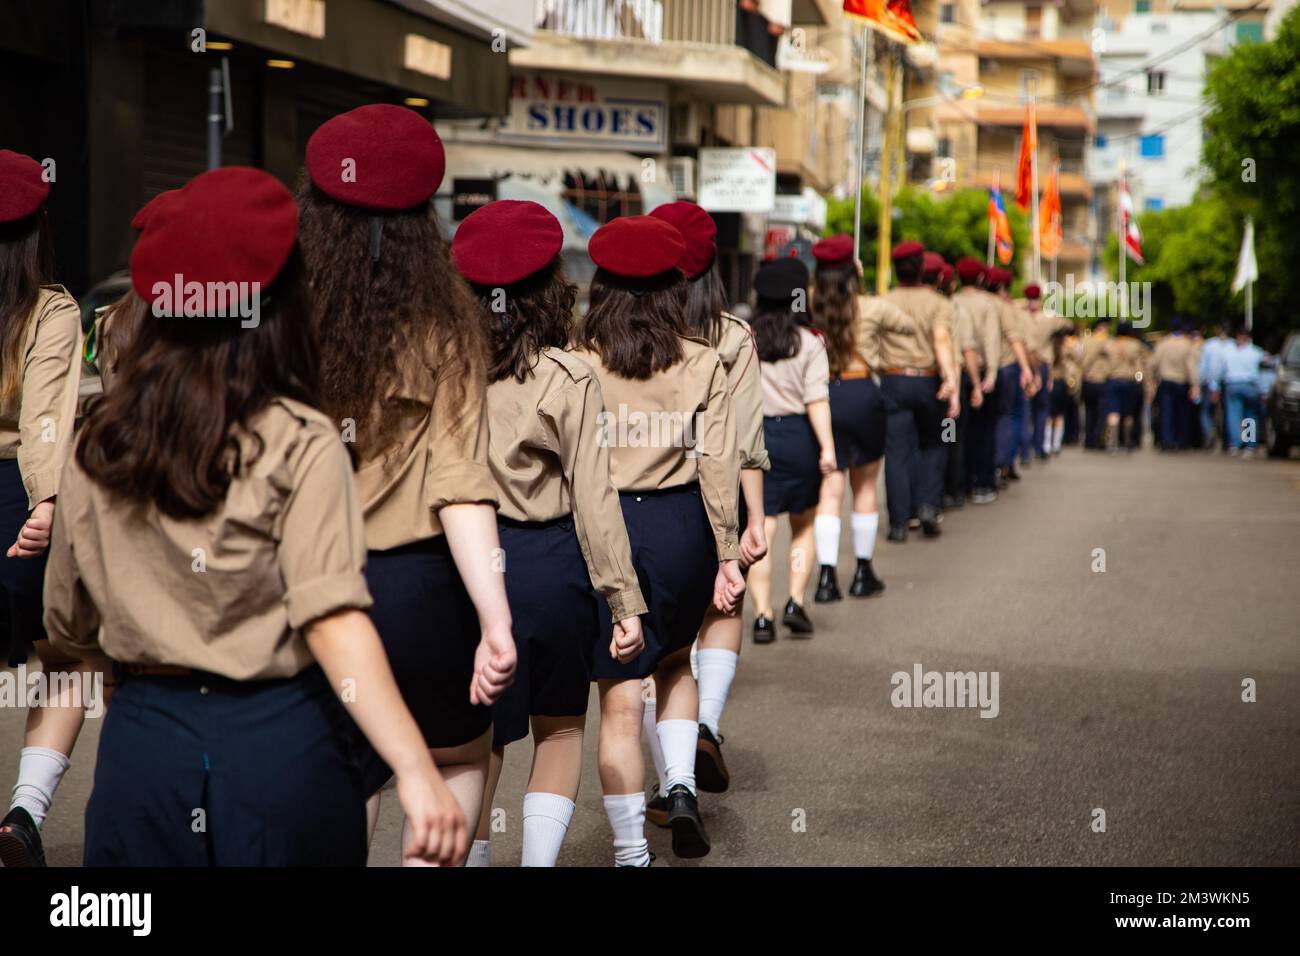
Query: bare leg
746 516 781 618
787 508 817 604
597 679 644 797
400 729 492 867
816 470 846 517
473 745 505 842
850 460 880 513
653 646 698 724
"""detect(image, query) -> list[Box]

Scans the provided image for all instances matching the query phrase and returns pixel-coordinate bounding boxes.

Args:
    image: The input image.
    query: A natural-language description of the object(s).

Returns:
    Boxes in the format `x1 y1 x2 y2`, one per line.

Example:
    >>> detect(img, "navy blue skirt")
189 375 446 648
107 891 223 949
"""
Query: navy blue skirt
829 376 886 469
493 515 599 748
762 414 822 516
1104 379 1142 419
592 484 715 681
0 458 48 667
354 536 491 796
85 666 367 866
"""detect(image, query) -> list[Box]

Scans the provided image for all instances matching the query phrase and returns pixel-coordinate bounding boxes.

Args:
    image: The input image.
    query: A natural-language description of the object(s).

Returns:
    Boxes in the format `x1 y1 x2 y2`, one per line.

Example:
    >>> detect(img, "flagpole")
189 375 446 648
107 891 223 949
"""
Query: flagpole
1245 279 1252 332
852 24 870 266
1117 163 1126 319
1029 94 1040 286
876 47 898 295
987 172 997 265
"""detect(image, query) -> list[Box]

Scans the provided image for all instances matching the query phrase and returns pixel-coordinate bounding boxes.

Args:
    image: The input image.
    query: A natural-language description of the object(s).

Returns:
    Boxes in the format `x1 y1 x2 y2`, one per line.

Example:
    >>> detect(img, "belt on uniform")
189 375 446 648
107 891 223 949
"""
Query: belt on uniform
881 367 937 377
120 663 196 678
836 368 870 381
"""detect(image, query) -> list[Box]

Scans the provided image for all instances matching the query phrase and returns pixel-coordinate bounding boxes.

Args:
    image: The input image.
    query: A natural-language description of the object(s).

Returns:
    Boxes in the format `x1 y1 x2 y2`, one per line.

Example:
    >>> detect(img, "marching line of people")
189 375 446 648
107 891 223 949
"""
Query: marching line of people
2 105 1263 870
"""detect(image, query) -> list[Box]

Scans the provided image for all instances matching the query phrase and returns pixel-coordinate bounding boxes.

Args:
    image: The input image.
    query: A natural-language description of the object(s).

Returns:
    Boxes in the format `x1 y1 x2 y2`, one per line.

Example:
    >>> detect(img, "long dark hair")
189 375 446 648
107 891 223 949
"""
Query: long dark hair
574 268 686 380
811 264 858 376
295 180 485 458
751 297 801 363
680 263 727 346
471 258 577 384
76 252 320 520
0 211 55 406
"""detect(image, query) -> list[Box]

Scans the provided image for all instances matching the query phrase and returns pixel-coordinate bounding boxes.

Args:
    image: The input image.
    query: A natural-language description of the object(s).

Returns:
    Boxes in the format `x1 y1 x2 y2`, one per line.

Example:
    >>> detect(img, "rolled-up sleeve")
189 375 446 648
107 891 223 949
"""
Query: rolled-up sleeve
694 356 740 561
19 291 82 508
802 335 830 404
425 362 499 514
43 474 102 659
728 324 769 471
545 376 647 622
279 429 372 629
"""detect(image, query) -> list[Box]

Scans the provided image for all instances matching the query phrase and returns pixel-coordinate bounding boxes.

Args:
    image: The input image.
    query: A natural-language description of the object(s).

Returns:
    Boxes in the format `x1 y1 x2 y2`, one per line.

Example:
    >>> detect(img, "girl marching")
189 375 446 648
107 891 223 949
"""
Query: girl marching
296 105 516 864
746 257 835 643
0 151 95 867
41 166 466 865
808 235 886 604
450 199 646 867
572 215 744 864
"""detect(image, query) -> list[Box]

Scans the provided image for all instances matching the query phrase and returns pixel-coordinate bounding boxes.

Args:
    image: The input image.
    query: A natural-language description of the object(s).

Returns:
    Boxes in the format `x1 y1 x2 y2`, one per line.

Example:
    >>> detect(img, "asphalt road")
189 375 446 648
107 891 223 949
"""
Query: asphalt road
5 446 1299 867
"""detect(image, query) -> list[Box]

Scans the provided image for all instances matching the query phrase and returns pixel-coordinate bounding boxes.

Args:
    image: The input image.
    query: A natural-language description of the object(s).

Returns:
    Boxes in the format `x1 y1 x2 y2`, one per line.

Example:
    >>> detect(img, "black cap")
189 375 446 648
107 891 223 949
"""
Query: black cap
754 257 809 302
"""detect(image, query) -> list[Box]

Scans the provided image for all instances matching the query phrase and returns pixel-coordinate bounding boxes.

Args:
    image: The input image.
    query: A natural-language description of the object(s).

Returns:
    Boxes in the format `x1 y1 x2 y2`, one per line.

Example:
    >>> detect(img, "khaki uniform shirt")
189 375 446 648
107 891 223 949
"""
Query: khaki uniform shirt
573 338 739 561
877 285 952 371
44 398 372 679
952 288 1004 373
0 287 82 508
1079 334 1111 383
1104 336 1145 382
486 348 647 622
760 327 829 417
354 329 499 552
1018 303 1071 365
1149 334 1199 386
715 312 769 471
992 295 1026 369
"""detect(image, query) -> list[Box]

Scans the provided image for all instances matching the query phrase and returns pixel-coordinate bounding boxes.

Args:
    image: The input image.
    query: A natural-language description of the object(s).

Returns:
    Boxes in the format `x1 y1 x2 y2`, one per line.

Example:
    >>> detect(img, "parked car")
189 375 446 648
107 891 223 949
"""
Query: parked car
1265 332 1300 458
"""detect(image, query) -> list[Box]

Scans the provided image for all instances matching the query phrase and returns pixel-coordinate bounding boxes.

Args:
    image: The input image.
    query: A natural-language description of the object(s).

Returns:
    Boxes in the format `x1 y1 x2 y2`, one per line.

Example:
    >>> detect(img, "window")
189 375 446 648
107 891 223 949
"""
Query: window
941 3 955 24
1094 133 1109 148
1135 0 1151 13
1019 68 1040 103
1146 70 1166 95
938 136 953 159
1145 197 1164 211
561 170 643 224
1025 5 1042 38
1139 134 1165 158
1236 21 1264 44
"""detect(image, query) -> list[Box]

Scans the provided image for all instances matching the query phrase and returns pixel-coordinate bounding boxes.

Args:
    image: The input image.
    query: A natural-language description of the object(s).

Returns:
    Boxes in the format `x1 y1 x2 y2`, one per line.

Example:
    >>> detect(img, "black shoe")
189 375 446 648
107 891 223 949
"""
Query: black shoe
0 806 46 868
1006 464 1022 481
849 558 885 597
813 565 842 603
887 526 908 543
695 724 730 793
782 598 814 635
666 785 711 859
918 504 942 538
995 468 1009 489
752 614 775 644
646 784 670 828
941 494 961 510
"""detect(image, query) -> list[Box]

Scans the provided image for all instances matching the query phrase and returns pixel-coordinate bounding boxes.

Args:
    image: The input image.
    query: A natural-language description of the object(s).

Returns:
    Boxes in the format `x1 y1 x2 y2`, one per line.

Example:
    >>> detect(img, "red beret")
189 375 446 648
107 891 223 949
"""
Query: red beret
940 263 953 281
131 189 179 232
452 200 562 286
955 256 983 281
648 202 716 278
1023 283 1041 300
130 167 297 312
812 234 854 266
0 150 50 224
891 240 924 260
306 104 445 211
922 251 946 274
589 216 685 278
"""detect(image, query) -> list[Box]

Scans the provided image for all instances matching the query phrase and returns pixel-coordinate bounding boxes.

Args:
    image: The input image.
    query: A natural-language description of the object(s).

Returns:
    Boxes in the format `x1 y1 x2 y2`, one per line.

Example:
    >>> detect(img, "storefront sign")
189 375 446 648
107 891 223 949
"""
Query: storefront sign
698 148 776 214
405 33 452 80
264 0 325 39
496 74 667 151
452 178 497 220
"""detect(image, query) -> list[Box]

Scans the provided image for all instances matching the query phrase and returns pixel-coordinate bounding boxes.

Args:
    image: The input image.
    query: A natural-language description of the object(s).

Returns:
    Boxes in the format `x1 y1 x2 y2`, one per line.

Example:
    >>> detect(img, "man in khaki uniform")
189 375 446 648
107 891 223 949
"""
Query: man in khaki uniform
871 242 959 540
1017 284 1072 461
952 258 1012 502
1077 319 1112 449
1148 320 1201 450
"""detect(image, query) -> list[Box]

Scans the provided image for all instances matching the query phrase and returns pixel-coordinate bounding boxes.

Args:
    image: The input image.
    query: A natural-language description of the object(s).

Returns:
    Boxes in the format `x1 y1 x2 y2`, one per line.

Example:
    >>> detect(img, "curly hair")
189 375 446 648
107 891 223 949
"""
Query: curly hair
76 252 320 520
574 268 687 380
811 264 859 377
294 179 486 460
470 258 577 384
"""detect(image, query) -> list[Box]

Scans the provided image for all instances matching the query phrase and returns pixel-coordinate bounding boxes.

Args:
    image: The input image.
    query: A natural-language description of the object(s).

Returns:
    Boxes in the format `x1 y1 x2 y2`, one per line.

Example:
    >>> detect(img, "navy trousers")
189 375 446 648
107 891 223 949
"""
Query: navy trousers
1157 381 1191 449
880 374 945 530
1082 381 1105 449
995 364 1023 468
964 373 997 490
85 667 367 866
1030 362 1050 458
0 458 47 667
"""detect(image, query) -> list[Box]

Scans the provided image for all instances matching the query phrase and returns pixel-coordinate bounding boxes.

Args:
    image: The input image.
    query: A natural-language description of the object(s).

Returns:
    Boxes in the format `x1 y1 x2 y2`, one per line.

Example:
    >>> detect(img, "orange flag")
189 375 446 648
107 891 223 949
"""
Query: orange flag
842 0 922 44
1039 160 1062 259
1014 100 1037 211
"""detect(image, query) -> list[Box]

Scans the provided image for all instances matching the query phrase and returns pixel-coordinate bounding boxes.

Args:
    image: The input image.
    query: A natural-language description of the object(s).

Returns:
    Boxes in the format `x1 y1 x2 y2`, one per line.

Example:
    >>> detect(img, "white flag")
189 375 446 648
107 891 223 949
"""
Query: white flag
1231 217 1258 293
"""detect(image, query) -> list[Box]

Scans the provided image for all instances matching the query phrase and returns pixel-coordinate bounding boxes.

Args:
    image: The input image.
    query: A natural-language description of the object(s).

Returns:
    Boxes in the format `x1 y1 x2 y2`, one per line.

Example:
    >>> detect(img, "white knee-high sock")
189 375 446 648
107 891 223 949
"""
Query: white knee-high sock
466 838 492 867
1052 421 1064 452
11 746 70 828
642 691 669 794
696 649 738 738
813 514 841 566
850 512 879 560
521 792 574 868
657 719 698 795
603 793 650 867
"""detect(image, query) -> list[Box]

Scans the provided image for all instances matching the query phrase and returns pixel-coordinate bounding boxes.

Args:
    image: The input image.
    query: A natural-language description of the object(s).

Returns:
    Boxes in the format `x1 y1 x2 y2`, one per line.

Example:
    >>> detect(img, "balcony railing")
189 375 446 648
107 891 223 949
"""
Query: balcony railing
535 0 738 46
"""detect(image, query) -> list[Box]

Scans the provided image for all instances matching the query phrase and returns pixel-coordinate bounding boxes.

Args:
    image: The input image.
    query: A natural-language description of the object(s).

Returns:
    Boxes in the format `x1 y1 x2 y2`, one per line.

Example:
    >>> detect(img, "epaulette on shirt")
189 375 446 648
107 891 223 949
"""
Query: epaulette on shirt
539 347 596 385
